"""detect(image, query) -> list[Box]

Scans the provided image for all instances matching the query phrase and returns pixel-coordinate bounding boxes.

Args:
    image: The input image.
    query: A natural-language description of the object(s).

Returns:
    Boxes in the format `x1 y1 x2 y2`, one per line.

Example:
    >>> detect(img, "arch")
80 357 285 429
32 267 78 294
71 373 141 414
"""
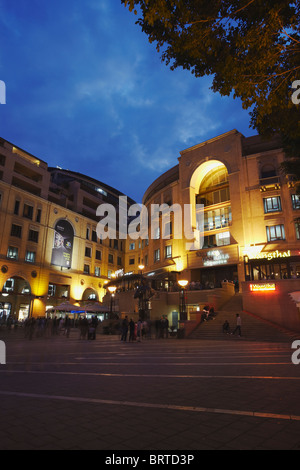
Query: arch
82 287 99 302
190 159 229 192
2 276 31 295
260 163 277 178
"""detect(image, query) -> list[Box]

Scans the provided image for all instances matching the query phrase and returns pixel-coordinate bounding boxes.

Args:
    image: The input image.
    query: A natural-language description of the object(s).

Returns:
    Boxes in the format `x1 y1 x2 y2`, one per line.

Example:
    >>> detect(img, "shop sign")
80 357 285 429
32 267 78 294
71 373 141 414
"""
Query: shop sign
249 250 291 261
250 283 276 292
203 250 230 267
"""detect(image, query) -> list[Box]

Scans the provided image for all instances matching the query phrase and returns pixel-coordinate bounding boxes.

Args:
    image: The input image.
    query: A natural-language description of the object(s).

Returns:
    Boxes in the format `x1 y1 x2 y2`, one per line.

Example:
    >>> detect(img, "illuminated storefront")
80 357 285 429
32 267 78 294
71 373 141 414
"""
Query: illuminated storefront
244 250 300 281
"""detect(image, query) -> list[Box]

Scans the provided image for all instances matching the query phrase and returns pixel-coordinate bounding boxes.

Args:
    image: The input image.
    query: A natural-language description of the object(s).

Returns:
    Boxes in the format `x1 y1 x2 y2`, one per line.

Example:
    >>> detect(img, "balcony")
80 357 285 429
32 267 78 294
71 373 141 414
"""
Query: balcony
259 175 281 192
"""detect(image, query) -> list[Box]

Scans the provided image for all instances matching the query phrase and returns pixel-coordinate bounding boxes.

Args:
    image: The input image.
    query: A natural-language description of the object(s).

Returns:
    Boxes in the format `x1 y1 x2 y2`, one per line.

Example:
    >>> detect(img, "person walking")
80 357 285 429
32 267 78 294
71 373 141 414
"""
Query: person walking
232 314 242 337
129 318 135 342
121 316 129 342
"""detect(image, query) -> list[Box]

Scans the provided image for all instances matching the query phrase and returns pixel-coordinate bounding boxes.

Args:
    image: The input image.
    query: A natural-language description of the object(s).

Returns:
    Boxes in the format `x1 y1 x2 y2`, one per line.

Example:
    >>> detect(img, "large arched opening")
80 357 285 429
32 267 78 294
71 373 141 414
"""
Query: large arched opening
1 276 32 322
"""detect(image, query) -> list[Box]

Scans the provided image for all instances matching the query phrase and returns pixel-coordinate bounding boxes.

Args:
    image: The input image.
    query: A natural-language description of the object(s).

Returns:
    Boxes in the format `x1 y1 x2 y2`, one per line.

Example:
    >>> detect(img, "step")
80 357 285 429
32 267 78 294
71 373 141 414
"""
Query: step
188 309 298 343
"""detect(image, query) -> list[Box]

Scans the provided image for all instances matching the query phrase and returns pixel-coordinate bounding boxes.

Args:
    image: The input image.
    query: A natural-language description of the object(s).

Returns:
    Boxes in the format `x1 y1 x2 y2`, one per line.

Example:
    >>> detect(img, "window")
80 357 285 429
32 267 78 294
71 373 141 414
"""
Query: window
117 256 122 266
23 204 34 220
11 224 22 238
197 166 230 208
25 250 36 263
95 250 102 261
154 249 160 262
129 258 135 265
84 264 90 275
95 266 100 277
165 245 172 258
266 225 285 242
295 221 300 240
154 226 160 240
28 229 39 243
204 207 232 231
92 230 97 242
261 164 277 179
86 227 90 240
14 200 20 215
292 195 300 210
48 284 56 297
7 246 18 260
263 197 282 213
108 253 114 264
164 222 172 239
36 209 42 223
85 247 92 258
129 243 135 250
203 231 231 248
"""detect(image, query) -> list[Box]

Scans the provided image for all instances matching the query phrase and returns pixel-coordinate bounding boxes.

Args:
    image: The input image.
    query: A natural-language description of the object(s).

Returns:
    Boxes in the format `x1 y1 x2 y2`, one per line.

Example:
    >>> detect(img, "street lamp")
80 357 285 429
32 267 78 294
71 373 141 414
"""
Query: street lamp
108 285 117 319
136 264 149 321
178 279 188 321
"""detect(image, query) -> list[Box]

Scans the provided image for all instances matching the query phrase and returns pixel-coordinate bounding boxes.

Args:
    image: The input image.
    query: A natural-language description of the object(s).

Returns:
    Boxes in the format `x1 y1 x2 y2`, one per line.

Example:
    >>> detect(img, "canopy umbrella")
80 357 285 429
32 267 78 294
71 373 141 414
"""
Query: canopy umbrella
84 302 109 313
50 301 84 313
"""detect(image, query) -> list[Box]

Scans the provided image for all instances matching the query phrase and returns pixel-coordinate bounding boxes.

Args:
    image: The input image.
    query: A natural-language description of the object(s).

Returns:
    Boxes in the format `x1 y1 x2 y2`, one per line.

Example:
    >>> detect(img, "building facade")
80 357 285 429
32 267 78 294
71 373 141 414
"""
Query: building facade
1 131 299 332
123 130 300 331
0 137 135 320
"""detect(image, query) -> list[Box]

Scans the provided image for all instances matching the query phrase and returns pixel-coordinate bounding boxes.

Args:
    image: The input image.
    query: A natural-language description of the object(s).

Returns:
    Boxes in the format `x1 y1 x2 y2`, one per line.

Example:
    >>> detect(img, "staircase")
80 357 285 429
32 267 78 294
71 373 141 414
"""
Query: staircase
188 294 299 342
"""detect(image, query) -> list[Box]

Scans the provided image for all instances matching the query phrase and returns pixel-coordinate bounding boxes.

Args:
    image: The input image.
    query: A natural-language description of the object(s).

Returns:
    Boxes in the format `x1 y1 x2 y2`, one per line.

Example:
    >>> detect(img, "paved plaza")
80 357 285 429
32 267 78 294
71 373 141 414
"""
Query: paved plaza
0 327 300 452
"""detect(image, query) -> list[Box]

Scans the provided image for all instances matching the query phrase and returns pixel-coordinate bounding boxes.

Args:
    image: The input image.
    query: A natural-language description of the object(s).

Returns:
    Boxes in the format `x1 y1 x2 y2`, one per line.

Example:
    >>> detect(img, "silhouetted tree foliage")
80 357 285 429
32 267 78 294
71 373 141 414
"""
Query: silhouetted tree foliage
122 0 300 185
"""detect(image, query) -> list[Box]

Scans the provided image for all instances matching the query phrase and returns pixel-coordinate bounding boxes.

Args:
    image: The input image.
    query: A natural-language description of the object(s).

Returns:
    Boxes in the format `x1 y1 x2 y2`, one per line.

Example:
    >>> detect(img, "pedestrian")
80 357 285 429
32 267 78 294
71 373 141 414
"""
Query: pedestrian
136 318 142 342
121 315 129 342
223 320 230 334
232 314 242 337
129 318 135 342
64 315 71 338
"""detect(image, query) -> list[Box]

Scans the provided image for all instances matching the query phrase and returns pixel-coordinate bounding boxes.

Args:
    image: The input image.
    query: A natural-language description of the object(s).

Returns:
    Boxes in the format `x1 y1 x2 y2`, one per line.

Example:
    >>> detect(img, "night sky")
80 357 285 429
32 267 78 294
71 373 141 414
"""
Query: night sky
0 0 253 203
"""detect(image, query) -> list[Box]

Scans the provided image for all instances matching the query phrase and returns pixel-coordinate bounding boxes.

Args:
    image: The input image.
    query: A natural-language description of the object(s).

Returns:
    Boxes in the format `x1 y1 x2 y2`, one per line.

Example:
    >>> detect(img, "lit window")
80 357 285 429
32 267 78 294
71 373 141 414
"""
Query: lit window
25 251 36 263
165 245 172 258
263 197 282 213
154 249 160 262
7 246 18 260
266 225 285 242
292 195 300 210
95 267 100 277
295 221 300 240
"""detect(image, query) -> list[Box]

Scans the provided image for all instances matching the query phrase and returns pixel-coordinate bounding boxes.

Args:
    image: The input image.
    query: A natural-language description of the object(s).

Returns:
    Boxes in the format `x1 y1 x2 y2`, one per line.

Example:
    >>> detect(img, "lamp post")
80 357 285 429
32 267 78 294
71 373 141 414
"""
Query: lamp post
178 279 188 322
136 264 149 321
107 285 116 319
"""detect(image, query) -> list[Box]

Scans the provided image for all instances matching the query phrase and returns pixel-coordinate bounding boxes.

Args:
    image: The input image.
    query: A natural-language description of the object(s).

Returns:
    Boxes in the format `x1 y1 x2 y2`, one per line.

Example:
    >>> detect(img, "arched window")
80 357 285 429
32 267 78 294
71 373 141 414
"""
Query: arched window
261 164 277 179
196 166 230 207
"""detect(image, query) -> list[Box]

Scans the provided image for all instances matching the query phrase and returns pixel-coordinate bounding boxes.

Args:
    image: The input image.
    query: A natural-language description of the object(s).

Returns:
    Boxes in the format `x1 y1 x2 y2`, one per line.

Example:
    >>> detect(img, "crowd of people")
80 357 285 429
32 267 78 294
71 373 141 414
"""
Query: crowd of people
120 315 171 342
21 315 100 340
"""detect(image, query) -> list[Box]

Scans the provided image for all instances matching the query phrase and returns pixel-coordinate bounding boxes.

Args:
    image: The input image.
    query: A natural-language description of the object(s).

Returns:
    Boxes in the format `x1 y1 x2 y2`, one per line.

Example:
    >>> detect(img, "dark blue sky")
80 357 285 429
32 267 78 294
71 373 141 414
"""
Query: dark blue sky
0 0 253 202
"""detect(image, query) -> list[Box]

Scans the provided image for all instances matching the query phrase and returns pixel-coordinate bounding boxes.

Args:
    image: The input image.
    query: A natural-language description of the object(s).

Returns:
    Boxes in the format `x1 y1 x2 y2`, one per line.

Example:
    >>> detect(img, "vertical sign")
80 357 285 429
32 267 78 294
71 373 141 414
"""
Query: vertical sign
51 220 74 268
